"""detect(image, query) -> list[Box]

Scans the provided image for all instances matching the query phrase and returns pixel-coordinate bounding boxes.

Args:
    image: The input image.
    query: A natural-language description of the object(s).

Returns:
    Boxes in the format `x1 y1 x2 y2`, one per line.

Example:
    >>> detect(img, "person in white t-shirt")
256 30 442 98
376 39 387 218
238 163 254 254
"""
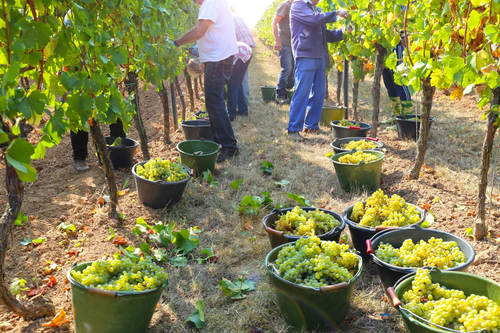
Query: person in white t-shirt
174 0 240 163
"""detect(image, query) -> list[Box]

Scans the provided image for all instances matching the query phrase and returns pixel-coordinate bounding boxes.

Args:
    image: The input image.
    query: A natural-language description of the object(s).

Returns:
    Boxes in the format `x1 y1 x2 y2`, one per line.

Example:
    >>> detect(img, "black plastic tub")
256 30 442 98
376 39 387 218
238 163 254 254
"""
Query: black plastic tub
330 121 371 139
394 114 435 141
181 120 212 140
262 207 345 249
342 203 426 261
330 137 384 155
105 136 139 170
132 161 192 209
366 227 475 293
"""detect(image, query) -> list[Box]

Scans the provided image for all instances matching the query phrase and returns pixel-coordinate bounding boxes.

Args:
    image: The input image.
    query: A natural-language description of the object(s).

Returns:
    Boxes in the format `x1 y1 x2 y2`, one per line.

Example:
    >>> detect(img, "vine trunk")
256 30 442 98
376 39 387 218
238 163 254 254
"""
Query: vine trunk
370 44 387 138
352 80 360 121
125 71 150 160
159 81 172 144
183 69 195 111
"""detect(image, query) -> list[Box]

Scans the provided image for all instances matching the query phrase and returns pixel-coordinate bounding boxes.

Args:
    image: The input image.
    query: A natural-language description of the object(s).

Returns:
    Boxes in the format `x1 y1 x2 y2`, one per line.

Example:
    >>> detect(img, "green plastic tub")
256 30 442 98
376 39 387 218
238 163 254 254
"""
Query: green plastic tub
320 106 346 126
176 140 219 176
330 150 385 192
266 243 363 331
286 89 294 100
261 85 276 103
390 270 500 333
68 262 167 333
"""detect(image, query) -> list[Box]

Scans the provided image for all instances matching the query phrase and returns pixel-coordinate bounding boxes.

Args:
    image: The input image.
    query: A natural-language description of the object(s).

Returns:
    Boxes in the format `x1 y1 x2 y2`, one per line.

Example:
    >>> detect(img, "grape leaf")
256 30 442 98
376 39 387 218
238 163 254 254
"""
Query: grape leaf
185 300 205 328
230 179 243 190
173 229 199 254
287 193 312 207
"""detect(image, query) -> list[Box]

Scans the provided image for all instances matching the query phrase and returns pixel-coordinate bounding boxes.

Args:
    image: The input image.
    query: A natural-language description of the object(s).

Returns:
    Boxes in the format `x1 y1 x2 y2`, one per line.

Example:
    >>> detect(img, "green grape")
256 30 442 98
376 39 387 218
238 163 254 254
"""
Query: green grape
71 255 168 292
274 207 341 236
197 112 209 118
375 237 466 269
349 189 421 228
338 120 360 127
338 151 379 164
402 269 500 332
340 140 377 150
109 137 122 146
406 117 420 121
135 158 189 182
274 236 359 287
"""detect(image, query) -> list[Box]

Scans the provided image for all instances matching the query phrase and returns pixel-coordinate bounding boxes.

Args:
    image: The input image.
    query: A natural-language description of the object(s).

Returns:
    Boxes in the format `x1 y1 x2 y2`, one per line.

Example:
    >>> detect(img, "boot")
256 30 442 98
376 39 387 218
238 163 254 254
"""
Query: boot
380 97 401 124
400 100 414 115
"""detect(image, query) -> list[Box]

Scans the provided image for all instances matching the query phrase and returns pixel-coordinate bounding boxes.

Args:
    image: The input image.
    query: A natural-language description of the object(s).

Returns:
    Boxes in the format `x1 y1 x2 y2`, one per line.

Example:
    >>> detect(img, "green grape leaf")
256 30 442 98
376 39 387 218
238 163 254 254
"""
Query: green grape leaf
275 179 290 187
10 278 27 297
236 195 263 215
173 229 199 255
12 161 37 183
14 211 28 226
185 300 205 328
421 210 434 228
465 228 474 238
6 138 34 165
260 161 274 174
484 25 500 43
106 227 116 241
108 46 128 65
58 222 76 233
3 62 21 84
21 21 52 50
152 248 168 262
230 179 243 190
287 193 312 207
132 217 152 235
169 255 188 267
139 242 150 254
197 248 215 264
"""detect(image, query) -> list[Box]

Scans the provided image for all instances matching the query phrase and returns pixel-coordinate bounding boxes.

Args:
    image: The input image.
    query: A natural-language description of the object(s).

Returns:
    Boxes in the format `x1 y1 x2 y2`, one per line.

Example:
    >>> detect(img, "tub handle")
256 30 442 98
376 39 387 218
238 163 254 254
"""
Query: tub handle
366 137 379 142
349 126 361 130
264 227 284 237
88 286 117 298
320 282 348 293
366 239 373 255
189 169 194 177
374 226 398 232
386 287 402 308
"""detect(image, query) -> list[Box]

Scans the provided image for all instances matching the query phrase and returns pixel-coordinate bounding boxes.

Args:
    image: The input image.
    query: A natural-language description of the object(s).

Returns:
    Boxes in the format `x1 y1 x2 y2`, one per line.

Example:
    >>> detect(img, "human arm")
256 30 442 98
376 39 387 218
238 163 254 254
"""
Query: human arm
291 1 337 28
174 19 213 46
271 14 283 51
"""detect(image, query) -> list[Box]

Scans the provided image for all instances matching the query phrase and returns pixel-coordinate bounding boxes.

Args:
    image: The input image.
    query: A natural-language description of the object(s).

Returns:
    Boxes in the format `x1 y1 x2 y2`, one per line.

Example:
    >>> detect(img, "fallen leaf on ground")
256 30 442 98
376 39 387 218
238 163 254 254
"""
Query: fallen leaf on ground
113 236 128 246
43 308 69 327
46 276 57 288
243 221 254 231
27 286 48 297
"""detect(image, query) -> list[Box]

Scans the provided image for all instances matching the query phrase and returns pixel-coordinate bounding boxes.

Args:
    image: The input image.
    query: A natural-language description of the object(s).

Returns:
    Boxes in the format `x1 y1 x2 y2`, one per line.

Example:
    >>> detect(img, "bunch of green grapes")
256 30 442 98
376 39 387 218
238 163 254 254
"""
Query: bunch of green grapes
197 112 209 118
338 119 360 127
71 254 168 292
274 236 359 287
375 237 466 269
338 151 379 164
402 269 500 331
275 207 341 236
406 117 420 122
135 158 189 182
340 140 377 150
350 189 421 227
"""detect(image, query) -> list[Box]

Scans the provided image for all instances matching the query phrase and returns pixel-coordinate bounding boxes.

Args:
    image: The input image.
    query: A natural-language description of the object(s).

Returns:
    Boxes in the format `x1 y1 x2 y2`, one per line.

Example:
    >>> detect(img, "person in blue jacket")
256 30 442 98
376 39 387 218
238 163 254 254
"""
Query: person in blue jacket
287 0 350 141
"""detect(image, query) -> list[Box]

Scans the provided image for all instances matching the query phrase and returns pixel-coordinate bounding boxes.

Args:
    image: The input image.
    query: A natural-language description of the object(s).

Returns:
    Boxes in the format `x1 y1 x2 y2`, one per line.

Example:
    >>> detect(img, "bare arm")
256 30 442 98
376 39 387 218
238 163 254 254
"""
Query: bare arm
272 15 283 51
175 19 213 46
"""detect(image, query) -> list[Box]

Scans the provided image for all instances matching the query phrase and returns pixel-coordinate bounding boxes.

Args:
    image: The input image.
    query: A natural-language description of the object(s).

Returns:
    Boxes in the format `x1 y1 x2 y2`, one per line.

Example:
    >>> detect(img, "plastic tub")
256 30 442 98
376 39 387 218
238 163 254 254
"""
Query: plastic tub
266 243 363 331
330 150 385 192
181 120 212 141
286 89 294 100
366 227 475 293
342 203 426 261
262 207 346 249
132 161 192 209
330 137 384 155
394 114 435 141
320 106 346 126
104 137 139 170
331 120 371 139
68 262 167 333
389 270 500 333
261 85 276 103
176 140 219 177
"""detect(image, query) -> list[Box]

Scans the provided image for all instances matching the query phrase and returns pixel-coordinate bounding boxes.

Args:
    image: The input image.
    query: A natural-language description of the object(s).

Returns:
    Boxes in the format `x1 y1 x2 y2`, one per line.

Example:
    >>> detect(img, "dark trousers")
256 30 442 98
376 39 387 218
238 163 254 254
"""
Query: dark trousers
204 56 239 152
71 119 126 160
227 56 252 118
382 41 411 101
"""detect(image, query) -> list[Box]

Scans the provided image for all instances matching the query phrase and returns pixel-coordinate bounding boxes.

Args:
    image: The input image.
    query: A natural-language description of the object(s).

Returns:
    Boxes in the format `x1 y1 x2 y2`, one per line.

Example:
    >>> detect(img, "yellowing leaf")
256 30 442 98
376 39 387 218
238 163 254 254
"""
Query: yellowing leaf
117 189 129 197
450 86 463 100
386 12 396 28
43 308 69 327
258 150 264 155
481 64 499 74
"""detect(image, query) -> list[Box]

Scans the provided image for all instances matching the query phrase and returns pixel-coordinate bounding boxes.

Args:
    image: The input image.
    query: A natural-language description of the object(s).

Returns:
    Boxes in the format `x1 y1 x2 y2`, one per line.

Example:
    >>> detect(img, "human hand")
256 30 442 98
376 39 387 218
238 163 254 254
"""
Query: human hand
337 9 349 18
274 42 282 51
346 26 353 34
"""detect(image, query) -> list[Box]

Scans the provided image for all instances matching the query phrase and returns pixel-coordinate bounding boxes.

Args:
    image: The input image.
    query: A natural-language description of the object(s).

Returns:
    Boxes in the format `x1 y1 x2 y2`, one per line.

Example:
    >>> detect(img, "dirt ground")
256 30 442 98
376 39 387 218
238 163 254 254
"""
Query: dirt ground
1 39 499 333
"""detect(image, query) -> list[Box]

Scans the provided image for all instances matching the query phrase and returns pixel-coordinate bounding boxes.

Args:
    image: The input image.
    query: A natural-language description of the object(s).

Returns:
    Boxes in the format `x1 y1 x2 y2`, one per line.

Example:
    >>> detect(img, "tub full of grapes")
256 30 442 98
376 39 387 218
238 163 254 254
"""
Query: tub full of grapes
342 189 425 260
367 227 475 293
194 111 209 119
262 206 345 248
389 268 500 333
132 158 192 209
330 119 371 139
330 150 385 192
330 136 384 154
265 236 362 331
68 254 168 333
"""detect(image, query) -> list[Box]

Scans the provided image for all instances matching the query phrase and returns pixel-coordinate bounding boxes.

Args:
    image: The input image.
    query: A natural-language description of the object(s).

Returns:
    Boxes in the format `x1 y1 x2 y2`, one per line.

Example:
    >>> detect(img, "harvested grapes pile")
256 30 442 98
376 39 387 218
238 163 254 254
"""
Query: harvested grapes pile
337 120 360 127
375 237 467 269
350 189 422 228
338 151 380 164
135 158 189 182
341 140 378 150
274 207 341 236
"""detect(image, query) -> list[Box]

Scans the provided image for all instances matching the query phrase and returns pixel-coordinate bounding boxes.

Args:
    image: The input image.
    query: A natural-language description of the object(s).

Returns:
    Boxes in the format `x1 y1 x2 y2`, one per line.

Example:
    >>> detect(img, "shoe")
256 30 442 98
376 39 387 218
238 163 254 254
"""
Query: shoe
275 96 290 105
288 132 306 142
303 128 320 134
216 149 240 163
74 159 89 172
386 125 397 131
228 116 235 122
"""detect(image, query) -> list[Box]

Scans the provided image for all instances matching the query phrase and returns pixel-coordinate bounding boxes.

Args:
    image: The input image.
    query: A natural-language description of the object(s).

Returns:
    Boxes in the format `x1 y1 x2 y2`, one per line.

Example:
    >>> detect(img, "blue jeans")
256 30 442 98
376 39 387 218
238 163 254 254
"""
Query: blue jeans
242 68 249 106
227 57 252 118
382 41 411 101
288 57 326 132
276 45 295 98
204 56 239 152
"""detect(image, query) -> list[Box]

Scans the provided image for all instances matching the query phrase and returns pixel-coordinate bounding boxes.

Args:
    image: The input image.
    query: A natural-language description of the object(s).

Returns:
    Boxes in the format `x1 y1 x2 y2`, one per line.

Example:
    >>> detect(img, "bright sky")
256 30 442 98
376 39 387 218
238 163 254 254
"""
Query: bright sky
227 0 274 27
